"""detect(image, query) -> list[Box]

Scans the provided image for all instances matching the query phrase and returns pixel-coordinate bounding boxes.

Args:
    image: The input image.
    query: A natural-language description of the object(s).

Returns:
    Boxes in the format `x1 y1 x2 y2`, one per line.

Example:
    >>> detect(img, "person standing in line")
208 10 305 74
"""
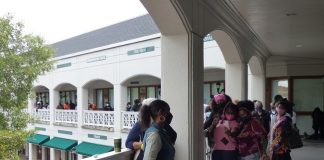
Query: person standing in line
126 98 177 160
252 100 270 134
270 100 292 160
206 102 239 160
236 100 267 160
142 100 175 160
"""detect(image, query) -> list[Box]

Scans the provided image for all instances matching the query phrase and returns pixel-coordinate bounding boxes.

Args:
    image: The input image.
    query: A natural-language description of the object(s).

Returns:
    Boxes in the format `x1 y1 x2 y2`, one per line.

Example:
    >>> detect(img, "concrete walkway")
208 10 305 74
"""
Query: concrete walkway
291 141 324 160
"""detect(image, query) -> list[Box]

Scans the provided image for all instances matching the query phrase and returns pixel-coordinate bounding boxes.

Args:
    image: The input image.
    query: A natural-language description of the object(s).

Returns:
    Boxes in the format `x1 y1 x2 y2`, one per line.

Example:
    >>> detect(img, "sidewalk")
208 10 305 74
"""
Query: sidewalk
291 141 324 160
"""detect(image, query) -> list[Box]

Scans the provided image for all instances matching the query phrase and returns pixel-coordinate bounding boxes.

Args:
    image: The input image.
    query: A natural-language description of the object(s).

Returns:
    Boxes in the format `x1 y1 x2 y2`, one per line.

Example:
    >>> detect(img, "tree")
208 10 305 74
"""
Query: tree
0 14 54 159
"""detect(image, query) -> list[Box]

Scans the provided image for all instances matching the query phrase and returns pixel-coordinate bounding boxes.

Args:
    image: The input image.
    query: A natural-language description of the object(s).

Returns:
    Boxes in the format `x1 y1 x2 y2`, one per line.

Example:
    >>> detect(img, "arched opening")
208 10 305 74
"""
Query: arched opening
83 79 114 110
122 74 161 108
203 68 225 104
54 83 77 110
32 85 50 109
206 30 247 101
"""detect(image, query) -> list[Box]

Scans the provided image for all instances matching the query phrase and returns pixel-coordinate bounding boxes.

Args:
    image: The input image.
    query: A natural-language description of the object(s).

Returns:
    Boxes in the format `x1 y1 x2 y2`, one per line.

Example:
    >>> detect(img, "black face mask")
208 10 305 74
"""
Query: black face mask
165 113 173 125
238 115 251 124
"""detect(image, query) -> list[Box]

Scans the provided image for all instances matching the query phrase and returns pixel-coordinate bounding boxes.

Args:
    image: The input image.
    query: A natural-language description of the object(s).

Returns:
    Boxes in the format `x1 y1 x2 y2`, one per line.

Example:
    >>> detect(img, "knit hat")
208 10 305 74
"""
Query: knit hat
214 94 226 104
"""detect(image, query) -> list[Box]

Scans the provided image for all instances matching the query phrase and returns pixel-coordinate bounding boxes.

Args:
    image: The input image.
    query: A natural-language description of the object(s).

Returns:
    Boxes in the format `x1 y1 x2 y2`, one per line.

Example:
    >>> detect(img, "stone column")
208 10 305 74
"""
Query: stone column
28 144 37 160
225 63 248 101
161 33 204 160
77 87 88 128
250 73 266 104
41 147 46 160
113 84 127 137
49 89 59 126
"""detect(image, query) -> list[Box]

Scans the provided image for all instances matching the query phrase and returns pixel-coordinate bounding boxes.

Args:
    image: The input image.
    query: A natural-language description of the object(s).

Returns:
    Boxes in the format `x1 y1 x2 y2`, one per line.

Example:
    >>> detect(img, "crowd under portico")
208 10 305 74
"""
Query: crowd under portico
140 0 324 160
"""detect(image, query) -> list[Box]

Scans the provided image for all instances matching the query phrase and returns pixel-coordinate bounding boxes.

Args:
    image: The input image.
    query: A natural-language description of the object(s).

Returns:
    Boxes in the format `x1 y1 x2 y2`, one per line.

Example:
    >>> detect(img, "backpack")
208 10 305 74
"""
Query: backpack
286 126 303 149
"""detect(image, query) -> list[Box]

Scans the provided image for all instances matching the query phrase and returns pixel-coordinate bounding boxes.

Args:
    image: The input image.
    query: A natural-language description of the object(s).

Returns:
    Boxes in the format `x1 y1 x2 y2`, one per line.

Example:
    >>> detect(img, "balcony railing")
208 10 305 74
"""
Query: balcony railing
54 109 78 124
83 110 114 127
121 111 139 129
31 109 50 122
83 149 133 160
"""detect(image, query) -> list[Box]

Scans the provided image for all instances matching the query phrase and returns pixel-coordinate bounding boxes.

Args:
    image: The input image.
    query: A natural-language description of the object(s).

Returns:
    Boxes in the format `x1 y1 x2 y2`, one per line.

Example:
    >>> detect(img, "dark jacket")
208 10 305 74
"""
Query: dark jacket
125 122 177 160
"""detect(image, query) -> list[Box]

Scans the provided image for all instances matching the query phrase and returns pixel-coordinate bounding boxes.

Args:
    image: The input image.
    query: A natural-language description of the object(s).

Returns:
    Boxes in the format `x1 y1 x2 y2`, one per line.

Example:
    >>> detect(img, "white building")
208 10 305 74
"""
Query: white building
26 14 226 160
26 5 324 158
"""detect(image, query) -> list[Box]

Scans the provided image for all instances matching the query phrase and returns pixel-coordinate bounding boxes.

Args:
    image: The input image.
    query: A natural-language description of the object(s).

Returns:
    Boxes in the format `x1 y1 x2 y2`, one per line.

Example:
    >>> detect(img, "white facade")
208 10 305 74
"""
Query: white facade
27 32 225 159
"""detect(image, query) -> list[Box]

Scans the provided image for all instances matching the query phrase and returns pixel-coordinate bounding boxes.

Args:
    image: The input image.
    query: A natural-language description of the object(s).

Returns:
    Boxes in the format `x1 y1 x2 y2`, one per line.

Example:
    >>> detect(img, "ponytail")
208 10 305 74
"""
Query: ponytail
140 104 151 132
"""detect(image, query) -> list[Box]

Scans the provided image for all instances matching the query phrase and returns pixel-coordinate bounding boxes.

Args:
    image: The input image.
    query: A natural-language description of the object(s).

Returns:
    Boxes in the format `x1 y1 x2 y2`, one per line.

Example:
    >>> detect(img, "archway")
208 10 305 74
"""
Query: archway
82 79 114 110
121 74 161 107
32 85 50 109
54 83 77 109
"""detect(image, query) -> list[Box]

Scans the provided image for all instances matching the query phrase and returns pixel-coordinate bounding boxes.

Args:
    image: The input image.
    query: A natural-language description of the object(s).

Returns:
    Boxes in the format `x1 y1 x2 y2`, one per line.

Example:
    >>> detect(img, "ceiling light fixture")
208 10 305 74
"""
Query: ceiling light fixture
286 13 297 16
296 44 303 48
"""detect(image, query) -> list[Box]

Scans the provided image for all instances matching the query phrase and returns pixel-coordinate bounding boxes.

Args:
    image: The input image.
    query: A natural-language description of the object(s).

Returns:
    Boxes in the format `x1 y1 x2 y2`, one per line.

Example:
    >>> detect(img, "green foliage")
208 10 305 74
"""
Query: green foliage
0 14 54 159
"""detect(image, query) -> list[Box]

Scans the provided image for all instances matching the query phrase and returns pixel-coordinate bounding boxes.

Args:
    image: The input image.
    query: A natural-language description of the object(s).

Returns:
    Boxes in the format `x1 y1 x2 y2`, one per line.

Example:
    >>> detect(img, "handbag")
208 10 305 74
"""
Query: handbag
286 127 303 149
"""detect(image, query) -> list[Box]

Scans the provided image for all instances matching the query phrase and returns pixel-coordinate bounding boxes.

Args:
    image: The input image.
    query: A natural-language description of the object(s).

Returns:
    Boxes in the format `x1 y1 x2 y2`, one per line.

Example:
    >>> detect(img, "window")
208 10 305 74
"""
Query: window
95 88 114 109
203 81 225 104
127 85 161 105
293 78 323 112
36 92 49 104
271 79 289 100
59 91 77 104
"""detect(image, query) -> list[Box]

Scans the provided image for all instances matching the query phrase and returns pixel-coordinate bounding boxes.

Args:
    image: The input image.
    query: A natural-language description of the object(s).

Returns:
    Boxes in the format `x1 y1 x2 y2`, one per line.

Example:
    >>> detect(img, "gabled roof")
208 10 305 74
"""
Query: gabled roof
51 14 160 57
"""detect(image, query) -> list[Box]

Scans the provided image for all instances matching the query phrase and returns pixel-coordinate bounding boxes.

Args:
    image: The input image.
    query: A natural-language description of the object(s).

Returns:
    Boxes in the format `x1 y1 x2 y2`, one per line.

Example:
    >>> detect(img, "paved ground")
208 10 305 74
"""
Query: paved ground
291 141 324 160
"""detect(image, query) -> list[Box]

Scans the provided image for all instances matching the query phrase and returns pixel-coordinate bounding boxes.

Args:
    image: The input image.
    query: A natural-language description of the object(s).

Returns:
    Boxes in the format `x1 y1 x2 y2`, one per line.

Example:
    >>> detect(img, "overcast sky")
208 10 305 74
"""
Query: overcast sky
0 0 148 44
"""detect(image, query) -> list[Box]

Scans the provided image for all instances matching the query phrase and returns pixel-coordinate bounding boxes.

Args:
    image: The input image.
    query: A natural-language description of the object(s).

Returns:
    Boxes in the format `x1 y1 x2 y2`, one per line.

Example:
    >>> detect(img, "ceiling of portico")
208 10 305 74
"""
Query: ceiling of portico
229 0 324 59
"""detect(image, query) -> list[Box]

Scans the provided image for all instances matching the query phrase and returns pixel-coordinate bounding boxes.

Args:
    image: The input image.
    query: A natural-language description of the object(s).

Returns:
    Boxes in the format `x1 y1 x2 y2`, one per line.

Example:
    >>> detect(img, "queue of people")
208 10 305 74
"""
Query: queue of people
124 94 303 160
203 94 301 160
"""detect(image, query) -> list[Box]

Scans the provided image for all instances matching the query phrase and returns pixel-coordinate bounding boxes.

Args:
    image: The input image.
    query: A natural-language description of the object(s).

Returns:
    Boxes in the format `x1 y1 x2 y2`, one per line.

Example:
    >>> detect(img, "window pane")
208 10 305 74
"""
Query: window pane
103 89 109 105
109 88 114 107
130 88 139 105
293 79 323 112
156 87 161 99
204 84 210 104
147 87 155 98
127 88 131 104
71 91 76 104
271 79 289 100
139 87 146 102
96 89 103 108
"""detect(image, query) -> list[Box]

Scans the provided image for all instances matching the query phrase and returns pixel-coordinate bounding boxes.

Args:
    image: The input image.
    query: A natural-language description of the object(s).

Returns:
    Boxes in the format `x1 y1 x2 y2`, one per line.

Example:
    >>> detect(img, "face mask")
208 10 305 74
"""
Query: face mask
276 107 285 116
225 114 235 121
255 108 262 112
238 116 251 124
165 113 173 125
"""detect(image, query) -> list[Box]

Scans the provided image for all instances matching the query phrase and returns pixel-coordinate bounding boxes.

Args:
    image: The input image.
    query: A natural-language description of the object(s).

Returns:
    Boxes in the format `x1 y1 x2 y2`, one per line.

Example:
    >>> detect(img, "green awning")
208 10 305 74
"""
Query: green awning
27 134 50 145
75 142 114 156
43 137 77 151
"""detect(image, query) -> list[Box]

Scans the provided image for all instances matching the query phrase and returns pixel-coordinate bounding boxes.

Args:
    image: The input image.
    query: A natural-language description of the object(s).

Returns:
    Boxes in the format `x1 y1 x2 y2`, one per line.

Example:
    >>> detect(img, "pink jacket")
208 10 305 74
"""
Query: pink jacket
213 120 239 151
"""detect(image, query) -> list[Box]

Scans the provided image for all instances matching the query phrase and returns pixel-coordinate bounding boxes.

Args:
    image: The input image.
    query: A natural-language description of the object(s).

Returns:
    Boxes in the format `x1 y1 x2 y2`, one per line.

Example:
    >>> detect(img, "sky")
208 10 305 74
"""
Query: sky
0 0 148 44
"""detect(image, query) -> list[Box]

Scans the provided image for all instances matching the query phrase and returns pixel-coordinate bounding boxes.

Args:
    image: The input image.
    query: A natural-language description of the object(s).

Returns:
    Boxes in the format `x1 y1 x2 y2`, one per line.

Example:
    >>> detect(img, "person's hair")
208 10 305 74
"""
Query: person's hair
134 99 140 104
277 99 293 116
237 100 254 114
254 100 263 109
274 95 283 103
140 100 170 131
224 102 238 116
